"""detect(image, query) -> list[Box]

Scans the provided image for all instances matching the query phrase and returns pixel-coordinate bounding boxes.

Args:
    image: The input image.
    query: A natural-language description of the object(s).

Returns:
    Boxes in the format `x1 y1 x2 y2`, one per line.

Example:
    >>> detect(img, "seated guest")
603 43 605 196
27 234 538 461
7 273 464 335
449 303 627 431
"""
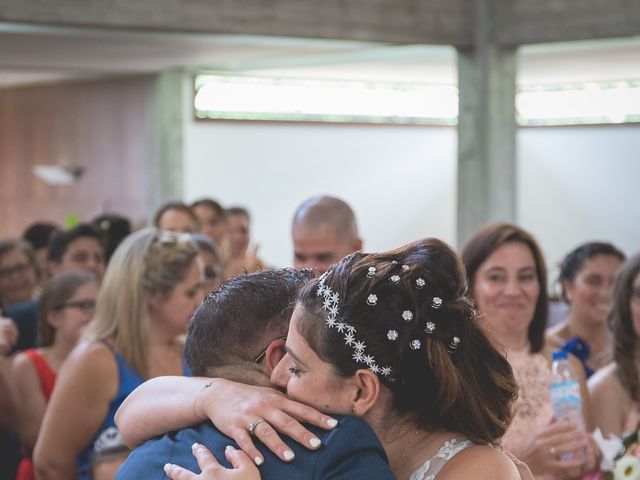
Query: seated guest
291 195 362 274
462 224 597 479
223 207 265 279
48 224 106 283
154 202 199 234
22 222 61 289
10 272 99 480
117 239 523 480
191 234 224 296
226 207 251 261
33 229 204 480
6 224 106 352
589 253 640 436
191 198 228 250
547 242 625 376
0 239 38 308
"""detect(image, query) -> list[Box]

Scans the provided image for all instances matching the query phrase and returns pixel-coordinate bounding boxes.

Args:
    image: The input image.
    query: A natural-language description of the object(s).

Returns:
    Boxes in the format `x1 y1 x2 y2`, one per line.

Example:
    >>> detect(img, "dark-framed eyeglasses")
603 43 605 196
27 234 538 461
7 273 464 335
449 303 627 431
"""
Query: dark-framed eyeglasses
254 336 287 364
59 300 97 314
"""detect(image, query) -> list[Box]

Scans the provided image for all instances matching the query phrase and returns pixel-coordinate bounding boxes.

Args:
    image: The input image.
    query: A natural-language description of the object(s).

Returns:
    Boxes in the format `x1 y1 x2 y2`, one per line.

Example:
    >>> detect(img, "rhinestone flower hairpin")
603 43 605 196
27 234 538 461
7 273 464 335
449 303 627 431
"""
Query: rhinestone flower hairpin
316 271 392 378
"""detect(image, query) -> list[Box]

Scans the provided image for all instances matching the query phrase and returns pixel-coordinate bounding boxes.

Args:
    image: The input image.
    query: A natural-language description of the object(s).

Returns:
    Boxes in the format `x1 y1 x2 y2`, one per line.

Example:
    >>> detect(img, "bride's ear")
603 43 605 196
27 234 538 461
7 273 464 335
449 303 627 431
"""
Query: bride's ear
351 369 381 416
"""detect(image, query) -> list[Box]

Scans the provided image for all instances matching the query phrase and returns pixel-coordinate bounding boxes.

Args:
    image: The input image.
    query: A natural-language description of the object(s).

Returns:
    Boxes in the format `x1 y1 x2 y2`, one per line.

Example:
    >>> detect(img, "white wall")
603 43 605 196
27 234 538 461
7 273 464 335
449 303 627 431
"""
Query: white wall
183 121 457 268
183 115 640 281
517 125 640 288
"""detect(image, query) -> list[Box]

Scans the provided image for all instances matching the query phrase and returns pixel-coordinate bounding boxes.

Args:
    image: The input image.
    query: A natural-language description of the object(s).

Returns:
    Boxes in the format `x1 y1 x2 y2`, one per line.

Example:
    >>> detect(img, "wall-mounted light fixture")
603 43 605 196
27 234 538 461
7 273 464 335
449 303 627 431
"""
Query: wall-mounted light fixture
32 164 85 186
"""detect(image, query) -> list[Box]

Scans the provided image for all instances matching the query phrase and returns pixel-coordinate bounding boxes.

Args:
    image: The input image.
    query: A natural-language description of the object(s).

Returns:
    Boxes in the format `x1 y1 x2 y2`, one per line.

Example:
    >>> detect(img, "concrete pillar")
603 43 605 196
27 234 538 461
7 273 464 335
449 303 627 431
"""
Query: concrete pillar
147 70 186 218
456 0 517 246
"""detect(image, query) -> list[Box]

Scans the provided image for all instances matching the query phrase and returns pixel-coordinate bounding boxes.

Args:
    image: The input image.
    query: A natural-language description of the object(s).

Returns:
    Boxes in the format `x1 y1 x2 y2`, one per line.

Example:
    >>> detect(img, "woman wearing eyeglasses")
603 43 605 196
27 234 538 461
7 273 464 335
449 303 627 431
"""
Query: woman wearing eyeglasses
0 239 38 308
589 253 640 436
10 271 99 480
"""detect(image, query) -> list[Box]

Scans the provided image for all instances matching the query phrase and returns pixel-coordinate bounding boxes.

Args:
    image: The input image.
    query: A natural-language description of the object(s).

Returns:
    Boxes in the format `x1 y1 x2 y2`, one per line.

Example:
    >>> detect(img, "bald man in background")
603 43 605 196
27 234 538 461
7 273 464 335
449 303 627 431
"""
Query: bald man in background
291 196 362 273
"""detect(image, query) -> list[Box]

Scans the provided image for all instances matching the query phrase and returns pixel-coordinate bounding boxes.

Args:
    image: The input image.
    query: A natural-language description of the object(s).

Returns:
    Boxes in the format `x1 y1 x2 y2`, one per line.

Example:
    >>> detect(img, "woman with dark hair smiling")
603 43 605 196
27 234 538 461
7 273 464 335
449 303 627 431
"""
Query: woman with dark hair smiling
547 242 625 376
462 223 597 479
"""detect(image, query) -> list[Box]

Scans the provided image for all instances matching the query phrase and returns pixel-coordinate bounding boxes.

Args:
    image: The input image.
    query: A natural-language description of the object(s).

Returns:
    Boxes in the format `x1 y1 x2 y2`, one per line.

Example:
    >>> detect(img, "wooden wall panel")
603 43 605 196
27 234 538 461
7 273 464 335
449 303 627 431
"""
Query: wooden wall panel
0 76 153 238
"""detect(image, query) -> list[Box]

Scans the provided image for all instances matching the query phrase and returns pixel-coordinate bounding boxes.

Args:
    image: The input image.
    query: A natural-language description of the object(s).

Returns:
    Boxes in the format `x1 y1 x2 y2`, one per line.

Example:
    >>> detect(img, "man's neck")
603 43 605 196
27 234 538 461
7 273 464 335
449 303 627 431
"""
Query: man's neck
206 362 272 388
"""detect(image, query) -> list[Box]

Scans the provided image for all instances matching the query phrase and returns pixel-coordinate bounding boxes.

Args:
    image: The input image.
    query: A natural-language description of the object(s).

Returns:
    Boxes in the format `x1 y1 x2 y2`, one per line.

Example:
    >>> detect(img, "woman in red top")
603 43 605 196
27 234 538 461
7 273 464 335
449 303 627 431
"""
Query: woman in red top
10 271 99 480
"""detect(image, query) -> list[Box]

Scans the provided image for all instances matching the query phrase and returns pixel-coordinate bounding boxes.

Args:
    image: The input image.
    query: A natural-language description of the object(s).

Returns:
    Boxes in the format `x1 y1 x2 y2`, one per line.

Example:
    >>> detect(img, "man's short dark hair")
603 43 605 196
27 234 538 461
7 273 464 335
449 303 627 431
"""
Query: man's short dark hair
47 224 104 263
225 206 250 221
153 201 199 229
191 198 225 218
185 269 313 376
92 213 132 263
22 222 61 250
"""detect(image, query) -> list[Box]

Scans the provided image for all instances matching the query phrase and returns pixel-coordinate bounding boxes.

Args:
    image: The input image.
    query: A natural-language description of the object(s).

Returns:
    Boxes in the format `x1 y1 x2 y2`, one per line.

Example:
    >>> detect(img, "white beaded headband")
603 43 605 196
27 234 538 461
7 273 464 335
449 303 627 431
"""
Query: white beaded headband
316 272 393 378
316 263 461 380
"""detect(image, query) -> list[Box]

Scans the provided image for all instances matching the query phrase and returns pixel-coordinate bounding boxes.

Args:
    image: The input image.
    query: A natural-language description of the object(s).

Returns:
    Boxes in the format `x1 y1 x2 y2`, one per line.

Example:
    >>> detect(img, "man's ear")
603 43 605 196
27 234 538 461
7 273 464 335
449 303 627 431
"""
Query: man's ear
263 338 287 375
353 238 363 252
351 369 381 417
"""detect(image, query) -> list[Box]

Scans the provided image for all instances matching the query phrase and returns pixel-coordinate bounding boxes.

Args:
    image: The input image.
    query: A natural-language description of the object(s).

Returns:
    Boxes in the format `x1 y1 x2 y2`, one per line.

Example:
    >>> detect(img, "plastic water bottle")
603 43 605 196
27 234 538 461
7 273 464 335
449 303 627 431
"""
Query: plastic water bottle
550 350 585 462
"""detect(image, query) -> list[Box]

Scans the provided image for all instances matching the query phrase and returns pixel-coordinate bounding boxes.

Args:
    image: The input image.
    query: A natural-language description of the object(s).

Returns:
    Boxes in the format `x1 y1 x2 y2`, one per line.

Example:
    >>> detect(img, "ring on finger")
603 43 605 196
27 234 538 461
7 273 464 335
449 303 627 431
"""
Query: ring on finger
248 419 265 436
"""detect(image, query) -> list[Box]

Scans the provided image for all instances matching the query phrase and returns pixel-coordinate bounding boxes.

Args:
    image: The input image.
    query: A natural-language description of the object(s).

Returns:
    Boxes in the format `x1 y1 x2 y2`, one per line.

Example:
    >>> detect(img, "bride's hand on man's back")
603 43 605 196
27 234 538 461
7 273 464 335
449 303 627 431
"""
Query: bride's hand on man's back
198 379 337 465
164 444 260 480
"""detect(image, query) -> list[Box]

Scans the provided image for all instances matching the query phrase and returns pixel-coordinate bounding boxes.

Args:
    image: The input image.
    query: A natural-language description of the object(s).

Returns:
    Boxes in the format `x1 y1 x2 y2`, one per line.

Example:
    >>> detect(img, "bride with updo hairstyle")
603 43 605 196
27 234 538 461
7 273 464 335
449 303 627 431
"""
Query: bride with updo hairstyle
291 238 517 447
116 238 526 480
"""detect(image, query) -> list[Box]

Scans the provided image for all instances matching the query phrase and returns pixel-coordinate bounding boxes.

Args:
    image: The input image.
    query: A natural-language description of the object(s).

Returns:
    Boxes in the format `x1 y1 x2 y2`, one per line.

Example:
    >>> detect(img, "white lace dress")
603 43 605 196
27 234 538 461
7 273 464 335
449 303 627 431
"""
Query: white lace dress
408 438 473 480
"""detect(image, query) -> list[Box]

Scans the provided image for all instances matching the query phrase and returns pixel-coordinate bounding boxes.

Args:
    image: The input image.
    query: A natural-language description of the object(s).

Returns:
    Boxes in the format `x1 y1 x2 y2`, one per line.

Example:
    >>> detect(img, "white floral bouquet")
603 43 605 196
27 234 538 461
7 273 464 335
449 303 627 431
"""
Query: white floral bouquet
592 428 639 480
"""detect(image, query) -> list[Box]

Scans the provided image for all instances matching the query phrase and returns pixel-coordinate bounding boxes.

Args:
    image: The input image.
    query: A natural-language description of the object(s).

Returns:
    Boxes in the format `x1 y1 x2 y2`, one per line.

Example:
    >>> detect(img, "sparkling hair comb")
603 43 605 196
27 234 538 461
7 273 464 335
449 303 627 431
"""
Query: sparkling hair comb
316 271 392 377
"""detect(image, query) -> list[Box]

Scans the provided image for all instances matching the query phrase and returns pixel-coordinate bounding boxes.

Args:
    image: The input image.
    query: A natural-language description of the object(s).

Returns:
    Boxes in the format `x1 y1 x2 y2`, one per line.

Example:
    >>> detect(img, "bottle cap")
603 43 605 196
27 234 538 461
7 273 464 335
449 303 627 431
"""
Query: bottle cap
552 349 568 361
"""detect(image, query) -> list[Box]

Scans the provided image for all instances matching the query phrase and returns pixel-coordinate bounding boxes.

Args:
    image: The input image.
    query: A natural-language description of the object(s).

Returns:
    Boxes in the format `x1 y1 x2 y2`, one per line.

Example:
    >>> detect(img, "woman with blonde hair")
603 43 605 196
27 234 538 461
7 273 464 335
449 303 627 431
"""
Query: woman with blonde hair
34 228 204 480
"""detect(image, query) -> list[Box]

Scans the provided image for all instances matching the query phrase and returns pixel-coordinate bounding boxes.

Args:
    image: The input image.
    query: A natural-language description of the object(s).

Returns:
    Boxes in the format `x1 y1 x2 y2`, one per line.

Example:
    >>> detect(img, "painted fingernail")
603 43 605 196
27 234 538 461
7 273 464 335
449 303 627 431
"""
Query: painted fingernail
283 450 295 461
164 463 175 472
254 457 263 466
327 418 338 428
309 437 321 448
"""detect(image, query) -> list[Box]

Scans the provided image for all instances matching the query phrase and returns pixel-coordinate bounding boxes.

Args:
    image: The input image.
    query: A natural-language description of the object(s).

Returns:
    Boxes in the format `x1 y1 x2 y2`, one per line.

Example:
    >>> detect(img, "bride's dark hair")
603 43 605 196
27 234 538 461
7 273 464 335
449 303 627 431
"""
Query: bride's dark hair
296 238 517 444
